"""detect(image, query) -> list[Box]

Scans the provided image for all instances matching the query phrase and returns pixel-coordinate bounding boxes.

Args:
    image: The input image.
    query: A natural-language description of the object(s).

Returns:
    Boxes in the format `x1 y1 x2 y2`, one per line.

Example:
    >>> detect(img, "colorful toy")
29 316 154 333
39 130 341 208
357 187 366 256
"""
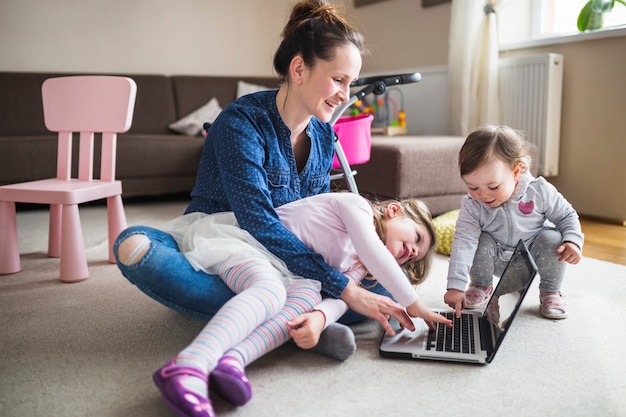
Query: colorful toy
348 86 407 134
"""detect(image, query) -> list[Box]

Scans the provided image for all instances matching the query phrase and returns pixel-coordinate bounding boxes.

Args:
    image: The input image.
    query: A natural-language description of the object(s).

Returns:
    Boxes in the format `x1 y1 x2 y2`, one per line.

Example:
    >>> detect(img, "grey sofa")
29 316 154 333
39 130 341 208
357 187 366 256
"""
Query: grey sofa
0 72 278 198
1 71 470 216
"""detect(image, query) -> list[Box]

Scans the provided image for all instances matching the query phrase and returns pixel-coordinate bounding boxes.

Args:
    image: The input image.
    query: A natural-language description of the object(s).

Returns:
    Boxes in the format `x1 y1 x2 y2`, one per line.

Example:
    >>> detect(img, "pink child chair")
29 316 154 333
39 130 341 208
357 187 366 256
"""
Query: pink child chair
0 76 137 282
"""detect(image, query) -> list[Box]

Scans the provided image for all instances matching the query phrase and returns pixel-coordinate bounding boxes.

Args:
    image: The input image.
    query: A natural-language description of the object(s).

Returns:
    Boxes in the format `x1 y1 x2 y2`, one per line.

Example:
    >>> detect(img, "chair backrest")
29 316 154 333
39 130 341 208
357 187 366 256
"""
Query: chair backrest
41 75 137 182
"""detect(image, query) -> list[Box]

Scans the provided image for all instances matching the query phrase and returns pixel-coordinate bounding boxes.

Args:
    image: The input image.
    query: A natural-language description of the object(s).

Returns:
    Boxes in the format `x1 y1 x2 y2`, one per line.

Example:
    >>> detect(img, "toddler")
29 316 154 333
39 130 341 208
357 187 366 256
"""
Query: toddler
444 125 583 320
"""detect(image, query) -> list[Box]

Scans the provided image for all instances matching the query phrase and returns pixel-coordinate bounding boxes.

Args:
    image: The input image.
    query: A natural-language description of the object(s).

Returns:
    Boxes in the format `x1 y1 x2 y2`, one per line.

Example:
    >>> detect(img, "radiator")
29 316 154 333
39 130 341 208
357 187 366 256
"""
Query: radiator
499 53 564 177
385 53 564 177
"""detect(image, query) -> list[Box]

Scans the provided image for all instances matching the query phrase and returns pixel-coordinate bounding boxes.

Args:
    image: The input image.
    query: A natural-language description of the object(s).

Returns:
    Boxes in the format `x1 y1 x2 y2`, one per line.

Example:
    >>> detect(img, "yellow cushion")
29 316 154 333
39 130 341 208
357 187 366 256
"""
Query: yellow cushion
432 209 460 256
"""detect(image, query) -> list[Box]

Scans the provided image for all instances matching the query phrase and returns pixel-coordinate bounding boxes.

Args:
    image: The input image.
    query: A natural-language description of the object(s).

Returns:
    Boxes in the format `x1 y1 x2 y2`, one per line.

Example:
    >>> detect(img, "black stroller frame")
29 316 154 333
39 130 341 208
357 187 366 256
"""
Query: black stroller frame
330 72 421 194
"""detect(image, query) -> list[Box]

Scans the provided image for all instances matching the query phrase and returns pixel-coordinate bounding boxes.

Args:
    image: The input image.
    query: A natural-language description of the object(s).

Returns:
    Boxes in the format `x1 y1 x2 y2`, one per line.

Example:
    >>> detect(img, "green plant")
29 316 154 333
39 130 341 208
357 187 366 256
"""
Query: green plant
577 0 626 31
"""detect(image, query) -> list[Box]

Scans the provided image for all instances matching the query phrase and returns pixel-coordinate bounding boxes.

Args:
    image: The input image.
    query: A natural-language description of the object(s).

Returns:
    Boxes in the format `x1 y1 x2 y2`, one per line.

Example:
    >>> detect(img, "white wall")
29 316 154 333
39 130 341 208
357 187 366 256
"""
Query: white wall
346 0 451 73
0 0 294 76
0 0 452 76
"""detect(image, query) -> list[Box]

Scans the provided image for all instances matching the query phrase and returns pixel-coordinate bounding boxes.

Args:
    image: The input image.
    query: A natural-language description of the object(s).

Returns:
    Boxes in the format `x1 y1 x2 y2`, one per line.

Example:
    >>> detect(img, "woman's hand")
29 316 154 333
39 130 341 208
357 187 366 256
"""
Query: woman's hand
340 281 414 336
287 311 326 349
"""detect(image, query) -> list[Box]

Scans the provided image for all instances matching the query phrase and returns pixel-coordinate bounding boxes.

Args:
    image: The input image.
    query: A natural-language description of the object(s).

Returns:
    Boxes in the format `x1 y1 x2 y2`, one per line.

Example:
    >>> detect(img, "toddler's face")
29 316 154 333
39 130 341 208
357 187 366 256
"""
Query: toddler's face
463 158 520 208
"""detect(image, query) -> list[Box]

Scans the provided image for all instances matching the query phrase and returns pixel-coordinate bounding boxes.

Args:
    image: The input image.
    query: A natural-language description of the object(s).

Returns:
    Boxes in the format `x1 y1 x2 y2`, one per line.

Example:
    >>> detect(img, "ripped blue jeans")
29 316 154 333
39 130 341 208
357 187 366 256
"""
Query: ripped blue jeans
113 225 389 322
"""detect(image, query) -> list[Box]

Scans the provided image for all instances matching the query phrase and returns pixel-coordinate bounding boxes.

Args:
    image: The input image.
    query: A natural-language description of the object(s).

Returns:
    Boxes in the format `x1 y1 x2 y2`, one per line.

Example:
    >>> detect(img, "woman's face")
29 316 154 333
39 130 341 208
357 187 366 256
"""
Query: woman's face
301 43 362 123
383 204 432 266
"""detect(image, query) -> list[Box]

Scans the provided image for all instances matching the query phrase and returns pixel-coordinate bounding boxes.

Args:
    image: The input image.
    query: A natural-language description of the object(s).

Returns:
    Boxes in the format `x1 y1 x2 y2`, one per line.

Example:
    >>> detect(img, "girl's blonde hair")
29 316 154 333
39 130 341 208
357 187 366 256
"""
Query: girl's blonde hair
370 198 436 286
458 125 532 177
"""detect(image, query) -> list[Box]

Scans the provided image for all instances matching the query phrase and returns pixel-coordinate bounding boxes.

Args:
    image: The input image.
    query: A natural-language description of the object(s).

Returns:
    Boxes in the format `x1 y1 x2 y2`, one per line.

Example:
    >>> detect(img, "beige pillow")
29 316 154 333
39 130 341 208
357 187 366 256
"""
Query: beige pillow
236 80 269 98
169 97 222 136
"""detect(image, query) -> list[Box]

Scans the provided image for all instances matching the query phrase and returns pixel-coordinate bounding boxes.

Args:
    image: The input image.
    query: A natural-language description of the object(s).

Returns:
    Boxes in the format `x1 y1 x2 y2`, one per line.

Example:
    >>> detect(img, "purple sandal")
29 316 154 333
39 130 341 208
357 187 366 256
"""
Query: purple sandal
153 360 215 417
209 356 252 406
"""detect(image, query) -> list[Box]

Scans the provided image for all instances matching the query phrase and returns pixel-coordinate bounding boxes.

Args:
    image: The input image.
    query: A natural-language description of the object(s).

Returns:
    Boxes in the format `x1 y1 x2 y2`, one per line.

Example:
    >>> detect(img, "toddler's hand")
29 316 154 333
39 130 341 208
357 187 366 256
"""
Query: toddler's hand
444 289 466 318
557 242 582 264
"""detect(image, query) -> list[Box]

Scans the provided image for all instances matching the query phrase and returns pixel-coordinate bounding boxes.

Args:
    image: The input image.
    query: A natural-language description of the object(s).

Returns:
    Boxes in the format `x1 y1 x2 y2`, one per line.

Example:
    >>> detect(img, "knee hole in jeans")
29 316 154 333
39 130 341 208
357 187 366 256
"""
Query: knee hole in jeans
117 234 151 265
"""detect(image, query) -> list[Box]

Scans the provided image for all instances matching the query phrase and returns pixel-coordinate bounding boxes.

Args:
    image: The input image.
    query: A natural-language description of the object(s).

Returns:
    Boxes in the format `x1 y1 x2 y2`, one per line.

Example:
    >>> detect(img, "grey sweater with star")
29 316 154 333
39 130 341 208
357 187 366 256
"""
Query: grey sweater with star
446 172 584 292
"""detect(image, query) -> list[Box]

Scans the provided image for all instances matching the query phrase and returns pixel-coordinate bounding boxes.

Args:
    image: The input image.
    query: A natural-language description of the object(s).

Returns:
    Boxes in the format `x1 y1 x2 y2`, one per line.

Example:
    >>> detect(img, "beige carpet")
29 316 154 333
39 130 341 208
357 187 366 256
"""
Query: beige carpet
1 199 625 417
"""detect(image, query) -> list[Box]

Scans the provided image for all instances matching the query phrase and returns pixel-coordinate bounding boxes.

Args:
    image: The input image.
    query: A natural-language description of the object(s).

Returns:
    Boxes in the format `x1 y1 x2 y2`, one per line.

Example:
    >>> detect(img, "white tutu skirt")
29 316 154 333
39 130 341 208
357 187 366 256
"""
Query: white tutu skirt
163 212 321 292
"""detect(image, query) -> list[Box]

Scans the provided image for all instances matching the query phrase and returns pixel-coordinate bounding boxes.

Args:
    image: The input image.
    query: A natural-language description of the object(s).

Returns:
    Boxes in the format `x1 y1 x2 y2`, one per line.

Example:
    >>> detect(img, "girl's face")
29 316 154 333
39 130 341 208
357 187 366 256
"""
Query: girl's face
300 43 362 123
463 158 521 208
383 204 432 266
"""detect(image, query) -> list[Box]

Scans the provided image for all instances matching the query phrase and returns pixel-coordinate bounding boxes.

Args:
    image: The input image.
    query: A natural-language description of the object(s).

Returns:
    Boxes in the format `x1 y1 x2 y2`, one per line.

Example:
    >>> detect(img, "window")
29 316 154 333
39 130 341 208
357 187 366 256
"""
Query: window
498 0 626 47
538 0 626 36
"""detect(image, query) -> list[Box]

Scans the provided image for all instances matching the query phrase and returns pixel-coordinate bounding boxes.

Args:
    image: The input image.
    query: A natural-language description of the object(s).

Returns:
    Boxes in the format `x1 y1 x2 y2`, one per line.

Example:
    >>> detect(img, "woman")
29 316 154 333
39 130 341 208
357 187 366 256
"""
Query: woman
114 0 414 359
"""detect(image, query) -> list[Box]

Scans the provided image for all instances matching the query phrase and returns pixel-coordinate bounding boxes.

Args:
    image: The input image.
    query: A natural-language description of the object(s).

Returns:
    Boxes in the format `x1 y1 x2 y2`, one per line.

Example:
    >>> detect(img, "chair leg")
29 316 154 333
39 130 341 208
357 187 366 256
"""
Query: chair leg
48 203 62 258
106 195 127 264
59 204 88 282
0 201 21 274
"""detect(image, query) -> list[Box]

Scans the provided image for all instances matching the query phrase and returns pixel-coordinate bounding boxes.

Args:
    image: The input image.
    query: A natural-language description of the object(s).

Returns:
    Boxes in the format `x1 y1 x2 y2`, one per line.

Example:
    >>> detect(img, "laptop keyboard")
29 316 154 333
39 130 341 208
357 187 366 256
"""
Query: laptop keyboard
426 311 476 354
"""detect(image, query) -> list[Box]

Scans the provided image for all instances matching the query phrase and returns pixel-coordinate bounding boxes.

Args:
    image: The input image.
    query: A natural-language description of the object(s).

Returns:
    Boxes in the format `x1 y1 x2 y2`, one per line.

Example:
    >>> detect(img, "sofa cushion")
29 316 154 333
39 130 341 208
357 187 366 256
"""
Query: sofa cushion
0 72 177 137
237 80 271 98
0 72 57 136
171 76 279 119
168 97 223 136
123 74 177 134
0 133 203 187
115 133 203 197
352 136 467 216
0 135 58 183
356 136 467 198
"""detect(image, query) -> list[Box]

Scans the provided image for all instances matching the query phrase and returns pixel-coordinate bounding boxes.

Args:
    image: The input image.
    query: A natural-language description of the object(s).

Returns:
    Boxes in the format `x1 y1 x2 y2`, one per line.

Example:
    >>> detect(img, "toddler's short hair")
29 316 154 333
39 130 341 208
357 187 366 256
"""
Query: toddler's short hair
459 125 532 177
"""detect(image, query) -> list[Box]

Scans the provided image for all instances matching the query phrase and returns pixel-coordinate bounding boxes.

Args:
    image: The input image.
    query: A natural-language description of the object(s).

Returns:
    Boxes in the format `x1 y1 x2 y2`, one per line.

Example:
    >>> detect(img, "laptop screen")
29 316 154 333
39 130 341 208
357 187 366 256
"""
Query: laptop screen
483 240 537 358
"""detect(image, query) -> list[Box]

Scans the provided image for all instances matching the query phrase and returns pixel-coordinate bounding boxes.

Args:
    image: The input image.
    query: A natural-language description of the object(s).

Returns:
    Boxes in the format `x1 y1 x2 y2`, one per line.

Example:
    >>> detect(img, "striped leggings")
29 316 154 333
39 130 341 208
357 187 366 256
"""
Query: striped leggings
175 255 322 374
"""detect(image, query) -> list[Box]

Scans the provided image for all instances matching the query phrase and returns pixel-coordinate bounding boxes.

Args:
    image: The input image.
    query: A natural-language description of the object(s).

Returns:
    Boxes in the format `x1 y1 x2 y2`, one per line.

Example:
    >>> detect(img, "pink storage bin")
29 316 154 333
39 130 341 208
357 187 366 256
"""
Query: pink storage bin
332 114 374 169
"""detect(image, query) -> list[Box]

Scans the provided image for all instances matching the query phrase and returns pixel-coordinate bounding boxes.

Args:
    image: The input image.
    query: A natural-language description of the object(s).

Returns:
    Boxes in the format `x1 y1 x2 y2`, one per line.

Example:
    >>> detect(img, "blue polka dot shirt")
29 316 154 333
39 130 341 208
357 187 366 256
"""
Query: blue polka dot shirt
185 90 349 298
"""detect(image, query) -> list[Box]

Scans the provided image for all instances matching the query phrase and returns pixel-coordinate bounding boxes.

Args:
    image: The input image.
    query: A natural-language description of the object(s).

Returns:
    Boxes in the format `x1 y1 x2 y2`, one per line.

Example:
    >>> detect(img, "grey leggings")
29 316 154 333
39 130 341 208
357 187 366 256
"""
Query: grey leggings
470 229 566 293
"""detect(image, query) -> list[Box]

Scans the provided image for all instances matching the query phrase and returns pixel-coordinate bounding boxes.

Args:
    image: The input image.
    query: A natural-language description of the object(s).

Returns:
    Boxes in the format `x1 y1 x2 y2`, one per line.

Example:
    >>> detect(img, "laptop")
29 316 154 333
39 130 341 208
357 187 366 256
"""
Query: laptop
379 239 538 365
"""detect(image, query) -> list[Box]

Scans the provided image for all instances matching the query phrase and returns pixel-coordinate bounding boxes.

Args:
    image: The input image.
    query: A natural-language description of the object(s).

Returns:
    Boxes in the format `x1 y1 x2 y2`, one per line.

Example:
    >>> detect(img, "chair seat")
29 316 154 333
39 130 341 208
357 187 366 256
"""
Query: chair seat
0 179 122 205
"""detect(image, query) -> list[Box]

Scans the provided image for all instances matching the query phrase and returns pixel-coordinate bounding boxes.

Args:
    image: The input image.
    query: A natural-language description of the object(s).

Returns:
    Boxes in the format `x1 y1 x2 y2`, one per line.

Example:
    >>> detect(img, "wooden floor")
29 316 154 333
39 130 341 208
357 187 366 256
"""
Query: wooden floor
580 217 626 266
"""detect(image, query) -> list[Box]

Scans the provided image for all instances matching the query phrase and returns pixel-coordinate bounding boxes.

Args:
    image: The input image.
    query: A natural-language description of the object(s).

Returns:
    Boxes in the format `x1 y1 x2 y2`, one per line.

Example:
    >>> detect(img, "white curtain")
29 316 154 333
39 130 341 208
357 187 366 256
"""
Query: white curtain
448 0 504 136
